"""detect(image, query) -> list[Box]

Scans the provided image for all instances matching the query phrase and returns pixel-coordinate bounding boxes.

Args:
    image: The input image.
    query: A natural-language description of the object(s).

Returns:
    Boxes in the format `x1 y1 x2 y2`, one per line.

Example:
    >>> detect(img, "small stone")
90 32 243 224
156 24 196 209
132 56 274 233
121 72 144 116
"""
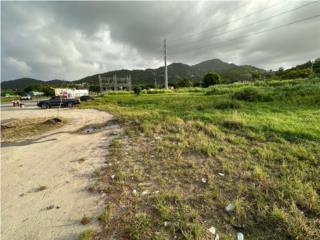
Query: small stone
164 221 169 227
56 206 60 209
111 175 115 179
208 226 216 235
237 232 244 240
46 205 55 210
225 203 235 212
214 234 219 240
19 193 25 197
218 173 225 176
201 177 207 183
132 189 137 195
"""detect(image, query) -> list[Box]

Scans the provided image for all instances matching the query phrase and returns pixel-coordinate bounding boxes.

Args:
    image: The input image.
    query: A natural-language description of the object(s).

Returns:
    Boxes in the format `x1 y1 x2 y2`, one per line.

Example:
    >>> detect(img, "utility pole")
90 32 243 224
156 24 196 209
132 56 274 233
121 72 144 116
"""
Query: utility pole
98 74 103 94
153 71 157 88
164 39 168 89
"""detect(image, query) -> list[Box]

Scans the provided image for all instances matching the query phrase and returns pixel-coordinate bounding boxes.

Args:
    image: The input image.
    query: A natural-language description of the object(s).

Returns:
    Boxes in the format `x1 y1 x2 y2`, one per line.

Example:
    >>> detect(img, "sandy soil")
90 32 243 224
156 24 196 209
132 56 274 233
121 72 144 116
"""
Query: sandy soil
1 108 120 240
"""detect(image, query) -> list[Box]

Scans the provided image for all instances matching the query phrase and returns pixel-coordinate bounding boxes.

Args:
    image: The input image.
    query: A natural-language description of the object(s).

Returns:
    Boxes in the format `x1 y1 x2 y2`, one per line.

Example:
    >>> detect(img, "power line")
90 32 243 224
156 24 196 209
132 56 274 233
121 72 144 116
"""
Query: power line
169 1 319 49
168 13 320 56
168 0 286 43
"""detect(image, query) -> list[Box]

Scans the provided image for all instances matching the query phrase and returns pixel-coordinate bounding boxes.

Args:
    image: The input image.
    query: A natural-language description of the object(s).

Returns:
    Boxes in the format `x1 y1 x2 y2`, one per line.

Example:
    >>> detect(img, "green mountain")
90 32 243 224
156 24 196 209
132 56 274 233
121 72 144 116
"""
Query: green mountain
77 59 265 87
1 78 44 90
1 58 266 90
1 78 69 90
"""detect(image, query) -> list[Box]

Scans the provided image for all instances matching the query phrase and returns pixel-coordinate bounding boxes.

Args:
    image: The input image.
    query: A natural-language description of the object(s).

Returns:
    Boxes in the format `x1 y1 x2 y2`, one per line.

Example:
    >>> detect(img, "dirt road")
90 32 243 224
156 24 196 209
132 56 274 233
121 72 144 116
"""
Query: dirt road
1 108 120 240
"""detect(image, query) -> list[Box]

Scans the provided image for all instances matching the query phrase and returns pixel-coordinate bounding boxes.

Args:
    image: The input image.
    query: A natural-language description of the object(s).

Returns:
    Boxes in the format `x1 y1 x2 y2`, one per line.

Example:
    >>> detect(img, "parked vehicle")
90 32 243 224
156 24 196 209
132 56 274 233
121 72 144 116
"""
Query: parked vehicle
80 95 94 102
20 95 32 101
37 96 80 109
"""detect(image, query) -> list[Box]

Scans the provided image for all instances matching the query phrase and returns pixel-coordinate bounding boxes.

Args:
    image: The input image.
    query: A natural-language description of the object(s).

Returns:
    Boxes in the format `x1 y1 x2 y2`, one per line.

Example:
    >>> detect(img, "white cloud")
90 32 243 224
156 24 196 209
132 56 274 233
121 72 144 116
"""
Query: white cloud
4 57 32 77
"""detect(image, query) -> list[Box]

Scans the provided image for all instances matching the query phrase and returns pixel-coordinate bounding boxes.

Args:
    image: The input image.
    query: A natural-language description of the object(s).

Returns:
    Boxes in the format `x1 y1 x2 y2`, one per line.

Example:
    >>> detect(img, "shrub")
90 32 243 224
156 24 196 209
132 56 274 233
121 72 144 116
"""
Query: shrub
202 72 222 88
133 87 141 95
233 87 272 102
178 79 193 87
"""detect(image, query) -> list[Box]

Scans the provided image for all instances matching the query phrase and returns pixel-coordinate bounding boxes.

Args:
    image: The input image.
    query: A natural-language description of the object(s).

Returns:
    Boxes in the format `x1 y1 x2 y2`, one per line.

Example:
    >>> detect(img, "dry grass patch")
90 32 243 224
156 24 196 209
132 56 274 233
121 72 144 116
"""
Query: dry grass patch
1 117 64 142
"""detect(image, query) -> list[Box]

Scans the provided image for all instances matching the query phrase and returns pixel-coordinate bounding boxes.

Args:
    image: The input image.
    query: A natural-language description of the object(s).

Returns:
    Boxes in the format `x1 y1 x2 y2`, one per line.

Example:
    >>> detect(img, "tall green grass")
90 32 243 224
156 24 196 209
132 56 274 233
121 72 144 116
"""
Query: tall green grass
81 78 320 240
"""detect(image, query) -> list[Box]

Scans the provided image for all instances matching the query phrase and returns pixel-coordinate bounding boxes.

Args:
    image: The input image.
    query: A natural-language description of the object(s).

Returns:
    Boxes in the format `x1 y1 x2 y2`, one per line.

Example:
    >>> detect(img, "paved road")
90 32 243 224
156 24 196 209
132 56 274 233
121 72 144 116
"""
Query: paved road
1 100 39 108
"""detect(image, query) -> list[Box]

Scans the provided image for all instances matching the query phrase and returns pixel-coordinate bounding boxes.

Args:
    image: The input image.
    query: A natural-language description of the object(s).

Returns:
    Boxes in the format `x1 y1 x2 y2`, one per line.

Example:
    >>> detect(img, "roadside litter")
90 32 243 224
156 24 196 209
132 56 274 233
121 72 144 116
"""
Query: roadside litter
225 203 235 212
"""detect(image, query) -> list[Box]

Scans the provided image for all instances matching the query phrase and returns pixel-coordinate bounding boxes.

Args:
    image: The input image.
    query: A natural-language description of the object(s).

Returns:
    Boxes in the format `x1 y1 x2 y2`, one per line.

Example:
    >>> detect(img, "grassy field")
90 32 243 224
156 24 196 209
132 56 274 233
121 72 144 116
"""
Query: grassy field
81 78 320 240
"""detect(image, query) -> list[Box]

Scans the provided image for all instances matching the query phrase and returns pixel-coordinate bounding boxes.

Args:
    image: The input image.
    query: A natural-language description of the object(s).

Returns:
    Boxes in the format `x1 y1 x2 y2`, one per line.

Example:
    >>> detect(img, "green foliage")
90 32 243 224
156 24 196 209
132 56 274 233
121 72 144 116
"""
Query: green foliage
281 68 312 79
80 78 320 239
133 87 141 95
141 89 173 94
214 100 241 109
24 84 54 96
178 78 193 88
79 229 96 240
89 85 100 93
233 87 272 102
202 72 222 87
313 58 320 75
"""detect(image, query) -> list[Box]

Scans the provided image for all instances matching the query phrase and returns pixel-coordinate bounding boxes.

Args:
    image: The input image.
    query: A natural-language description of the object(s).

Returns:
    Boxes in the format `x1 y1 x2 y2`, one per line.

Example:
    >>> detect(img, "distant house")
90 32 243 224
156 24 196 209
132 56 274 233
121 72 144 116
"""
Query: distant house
28 91 45 96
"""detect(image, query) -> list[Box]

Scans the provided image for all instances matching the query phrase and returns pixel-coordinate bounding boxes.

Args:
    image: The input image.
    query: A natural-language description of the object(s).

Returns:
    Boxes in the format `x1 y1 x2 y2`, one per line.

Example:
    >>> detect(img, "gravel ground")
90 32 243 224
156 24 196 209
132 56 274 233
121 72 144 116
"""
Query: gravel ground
1 108 120 240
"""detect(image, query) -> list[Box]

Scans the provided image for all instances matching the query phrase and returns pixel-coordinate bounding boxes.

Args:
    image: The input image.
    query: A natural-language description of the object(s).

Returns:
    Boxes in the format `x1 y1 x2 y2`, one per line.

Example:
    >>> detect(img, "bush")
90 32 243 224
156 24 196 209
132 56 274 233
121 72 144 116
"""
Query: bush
202 72 222 88
233 87 272 102
133 87 141 95
178 79 193 87
281 68 313 79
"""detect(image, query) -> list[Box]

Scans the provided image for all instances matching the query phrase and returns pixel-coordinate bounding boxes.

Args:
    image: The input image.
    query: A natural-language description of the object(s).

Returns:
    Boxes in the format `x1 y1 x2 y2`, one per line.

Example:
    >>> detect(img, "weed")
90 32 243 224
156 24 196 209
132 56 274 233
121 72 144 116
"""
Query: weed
79 229 96 240
35 185 47 192
81 215 91 225
232 87 272 102
80 78 320 239
214 100 241 109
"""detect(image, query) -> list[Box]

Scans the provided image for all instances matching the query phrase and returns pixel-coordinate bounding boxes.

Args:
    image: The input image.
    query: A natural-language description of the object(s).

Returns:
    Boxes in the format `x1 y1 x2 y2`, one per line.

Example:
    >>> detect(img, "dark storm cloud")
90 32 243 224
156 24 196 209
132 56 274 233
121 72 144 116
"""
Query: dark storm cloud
1 1 320 81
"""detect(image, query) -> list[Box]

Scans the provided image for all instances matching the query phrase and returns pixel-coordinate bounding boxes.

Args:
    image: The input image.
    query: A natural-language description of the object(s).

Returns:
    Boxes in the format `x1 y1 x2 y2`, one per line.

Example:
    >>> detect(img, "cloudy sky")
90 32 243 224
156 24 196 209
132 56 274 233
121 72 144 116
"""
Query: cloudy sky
1 0 320 81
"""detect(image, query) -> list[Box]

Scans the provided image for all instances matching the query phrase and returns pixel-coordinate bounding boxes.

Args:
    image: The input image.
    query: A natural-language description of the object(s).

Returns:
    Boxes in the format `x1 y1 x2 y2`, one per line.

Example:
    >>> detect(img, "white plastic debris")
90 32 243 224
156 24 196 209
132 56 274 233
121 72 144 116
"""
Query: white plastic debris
225 203 235 212
142 190 149 195
132 189 137 195
201 177 207 183
208 226 216 235
214 234 219 240
218 172 225 176
111 175 115 179
164 221 169 227
237 232 244 240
